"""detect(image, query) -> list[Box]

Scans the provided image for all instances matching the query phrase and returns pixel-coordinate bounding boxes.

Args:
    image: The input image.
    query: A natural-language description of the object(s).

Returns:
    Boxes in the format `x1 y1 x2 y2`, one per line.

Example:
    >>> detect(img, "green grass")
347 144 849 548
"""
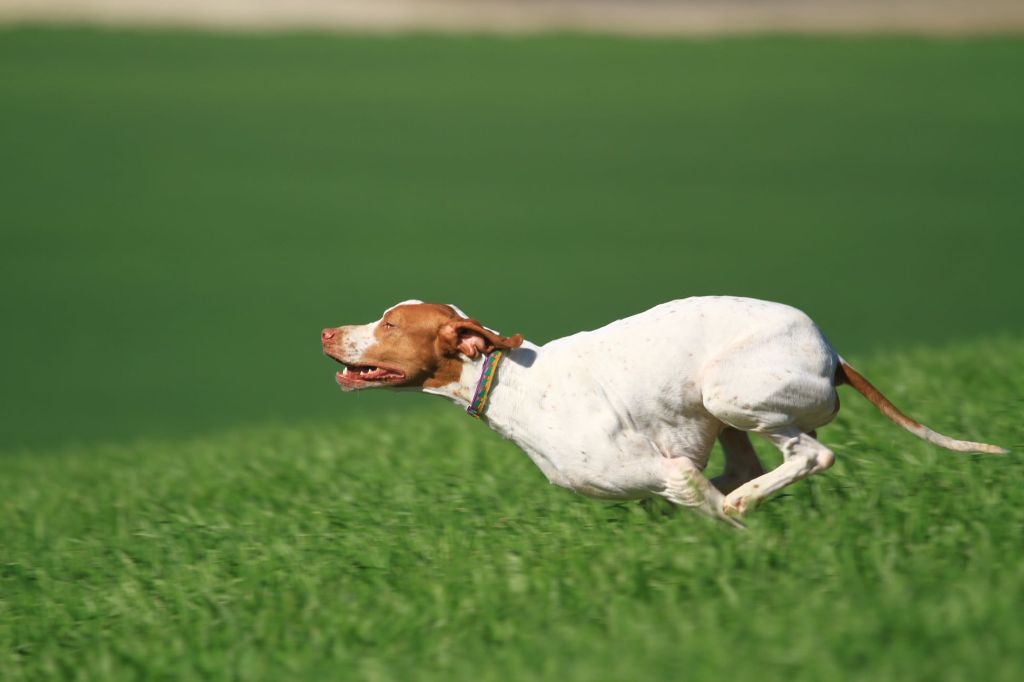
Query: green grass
2 29 1024 447
2 336 1022 681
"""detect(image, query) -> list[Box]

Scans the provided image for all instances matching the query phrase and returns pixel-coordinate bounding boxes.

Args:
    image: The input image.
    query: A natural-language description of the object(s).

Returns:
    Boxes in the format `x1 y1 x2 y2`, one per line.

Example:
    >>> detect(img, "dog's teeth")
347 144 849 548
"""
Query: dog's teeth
342 367 350 375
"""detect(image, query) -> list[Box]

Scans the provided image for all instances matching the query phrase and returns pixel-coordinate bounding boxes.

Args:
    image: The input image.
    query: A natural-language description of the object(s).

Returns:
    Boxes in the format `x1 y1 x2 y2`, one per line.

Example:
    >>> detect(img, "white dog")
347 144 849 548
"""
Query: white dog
321 297 1005 525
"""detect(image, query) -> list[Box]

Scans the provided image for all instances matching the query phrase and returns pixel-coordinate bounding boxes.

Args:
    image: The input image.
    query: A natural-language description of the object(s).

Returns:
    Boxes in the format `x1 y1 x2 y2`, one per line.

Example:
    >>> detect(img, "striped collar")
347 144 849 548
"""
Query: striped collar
466 350 506 419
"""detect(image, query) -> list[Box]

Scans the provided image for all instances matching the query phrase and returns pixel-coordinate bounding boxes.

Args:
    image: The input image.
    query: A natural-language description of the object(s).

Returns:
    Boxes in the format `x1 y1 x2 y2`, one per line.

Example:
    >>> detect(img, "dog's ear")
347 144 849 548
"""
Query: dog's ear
438 319 523 359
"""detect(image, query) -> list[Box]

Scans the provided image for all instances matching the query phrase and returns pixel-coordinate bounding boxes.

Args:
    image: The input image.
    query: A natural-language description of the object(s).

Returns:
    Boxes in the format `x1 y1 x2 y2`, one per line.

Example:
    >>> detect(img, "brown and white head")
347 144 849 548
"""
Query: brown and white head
321 300 523 392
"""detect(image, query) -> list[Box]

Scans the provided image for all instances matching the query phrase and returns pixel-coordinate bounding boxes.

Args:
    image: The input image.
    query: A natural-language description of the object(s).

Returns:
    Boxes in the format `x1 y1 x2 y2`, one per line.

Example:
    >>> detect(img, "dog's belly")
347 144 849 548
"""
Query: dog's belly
519 421 719 501
565 481 647 501
518 441 660 499
549 461 660 500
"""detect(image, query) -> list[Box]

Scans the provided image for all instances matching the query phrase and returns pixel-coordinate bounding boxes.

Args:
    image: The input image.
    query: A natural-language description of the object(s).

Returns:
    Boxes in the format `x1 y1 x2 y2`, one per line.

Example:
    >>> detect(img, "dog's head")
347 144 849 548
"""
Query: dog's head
321 300 523 391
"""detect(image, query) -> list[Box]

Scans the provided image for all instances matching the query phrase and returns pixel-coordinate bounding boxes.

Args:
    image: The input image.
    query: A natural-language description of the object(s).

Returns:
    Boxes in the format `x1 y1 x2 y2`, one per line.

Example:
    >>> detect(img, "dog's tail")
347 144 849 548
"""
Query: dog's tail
835 360 1008 454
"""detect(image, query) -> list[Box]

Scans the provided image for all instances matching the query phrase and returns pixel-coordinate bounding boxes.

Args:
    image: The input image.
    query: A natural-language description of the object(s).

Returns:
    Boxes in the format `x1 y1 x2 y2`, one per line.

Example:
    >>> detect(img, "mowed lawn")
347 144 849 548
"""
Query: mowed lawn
2 336 1022 681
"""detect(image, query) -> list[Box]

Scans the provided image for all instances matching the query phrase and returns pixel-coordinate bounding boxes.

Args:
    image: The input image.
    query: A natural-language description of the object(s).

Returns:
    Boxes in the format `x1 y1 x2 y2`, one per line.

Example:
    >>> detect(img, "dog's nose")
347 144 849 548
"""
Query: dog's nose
321 327 337 344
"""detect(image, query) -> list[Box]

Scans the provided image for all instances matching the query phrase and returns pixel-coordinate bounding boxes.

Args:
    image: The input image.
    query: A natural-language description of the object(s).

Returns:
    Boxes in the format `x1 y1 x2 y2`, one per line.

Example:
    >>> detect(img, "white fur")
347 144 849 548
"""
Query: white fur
337 321 378 360
426 296 842 524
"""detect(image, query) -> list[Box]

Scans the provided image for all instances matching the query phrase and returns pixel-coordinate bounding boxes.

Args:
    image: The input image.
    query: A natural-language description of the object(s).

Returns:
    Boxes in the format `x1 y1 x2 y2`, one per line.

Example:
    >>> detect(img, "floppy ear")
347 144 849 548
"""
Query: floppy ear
438 319 523 359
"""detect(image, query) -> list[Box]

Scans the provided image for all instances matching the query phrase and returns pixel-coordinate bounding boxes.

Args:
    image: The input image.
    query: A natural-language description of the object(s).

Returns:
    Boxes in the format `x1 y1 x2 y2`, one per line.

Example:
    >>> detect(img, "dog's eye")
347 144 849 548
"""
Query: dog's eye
382 321 397 330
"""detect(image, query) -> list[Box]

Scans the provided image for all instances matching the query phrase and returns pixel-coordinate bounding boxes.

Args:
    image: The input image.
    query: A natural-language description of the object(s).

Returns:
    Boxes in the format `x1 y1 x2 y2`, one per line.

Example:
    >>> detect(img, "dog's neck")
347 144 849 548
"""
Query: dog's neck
422 344 539 439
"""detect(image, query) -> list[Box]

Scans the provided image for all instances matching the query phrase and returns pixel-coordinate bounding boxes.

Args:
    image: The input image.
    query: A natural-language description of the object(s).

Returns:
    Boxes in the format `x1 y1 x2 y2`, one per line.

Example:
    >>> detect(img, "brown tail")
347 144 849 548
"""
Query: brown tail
836 361 1008 455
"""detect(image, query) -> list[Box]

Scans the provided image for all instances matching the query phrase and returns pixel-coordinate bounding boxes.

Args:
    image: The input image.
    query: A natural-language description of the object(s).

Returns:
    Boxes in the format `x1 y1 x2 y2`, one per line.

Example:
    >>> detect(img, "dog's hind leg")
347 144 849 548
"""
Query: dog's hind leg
722 429 835 517
711 427 766 495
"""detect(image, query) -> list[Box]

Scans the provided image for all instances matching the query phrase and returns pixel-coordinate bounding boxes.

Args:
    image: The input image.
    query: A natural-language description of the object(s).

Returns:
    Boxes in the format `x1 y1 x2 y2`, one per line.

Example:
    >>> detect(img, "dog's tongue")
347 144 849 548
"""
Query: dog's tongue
363 367 390 380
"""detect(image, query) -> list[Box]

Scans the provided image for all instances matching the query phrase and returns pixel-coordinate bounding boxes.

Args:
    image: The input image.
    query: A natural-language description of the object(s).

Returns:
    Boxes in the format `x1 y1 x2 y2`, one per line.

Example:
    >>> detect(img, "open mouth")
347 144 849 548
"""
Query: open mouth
326 354 405 389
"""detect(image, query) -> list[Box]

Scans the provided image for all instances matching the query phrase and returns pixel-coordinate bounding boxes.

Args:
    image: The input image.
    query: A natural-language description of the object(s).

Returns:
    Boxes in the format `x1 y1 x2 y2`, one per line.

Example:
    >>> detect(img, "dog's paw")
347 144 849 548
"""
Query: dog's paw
723 494 751 518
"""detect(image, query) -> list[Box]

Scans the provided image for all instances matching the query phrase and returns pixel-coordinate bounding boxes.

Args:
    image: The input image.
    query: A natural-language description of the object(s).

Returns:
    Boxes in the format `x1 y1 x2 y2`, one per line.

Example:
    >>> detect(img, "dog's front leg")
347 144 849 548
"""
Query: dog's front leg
660 457 744 528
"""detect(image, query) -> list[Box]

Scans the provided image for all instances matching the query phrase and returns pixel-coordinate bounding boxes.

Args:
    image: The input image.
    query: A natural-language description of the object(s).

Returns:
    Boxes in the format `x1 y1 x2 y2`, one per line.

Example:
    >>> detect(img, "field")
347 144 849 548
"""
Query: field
1 28 1023 680
2 338 1022 680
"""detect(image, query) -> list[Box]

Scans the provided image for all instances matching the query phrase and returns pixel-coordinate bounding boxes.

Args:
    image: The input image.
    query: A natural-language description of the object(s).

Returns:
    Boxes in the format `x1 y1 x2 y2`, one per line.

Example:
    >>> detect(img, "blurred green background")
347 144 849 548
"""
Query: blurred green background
1 28 1022 449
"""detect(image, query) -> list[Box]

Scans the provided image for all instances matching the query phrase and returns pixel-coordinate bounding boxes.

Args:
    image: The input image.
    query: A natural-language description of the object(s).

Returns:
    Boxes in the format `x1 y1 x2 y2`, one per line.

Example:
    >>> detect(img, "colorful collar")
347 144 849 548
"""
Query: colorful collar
466 350 506 419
